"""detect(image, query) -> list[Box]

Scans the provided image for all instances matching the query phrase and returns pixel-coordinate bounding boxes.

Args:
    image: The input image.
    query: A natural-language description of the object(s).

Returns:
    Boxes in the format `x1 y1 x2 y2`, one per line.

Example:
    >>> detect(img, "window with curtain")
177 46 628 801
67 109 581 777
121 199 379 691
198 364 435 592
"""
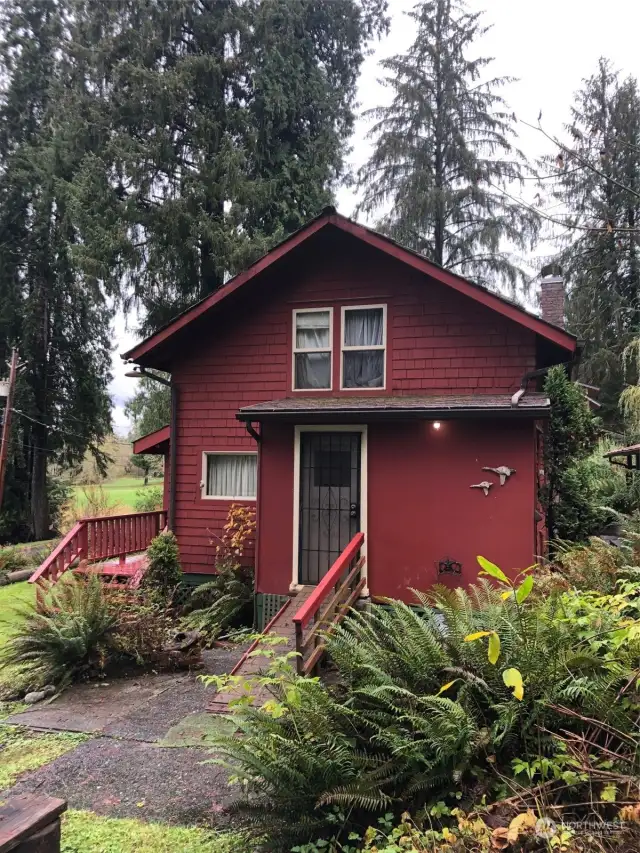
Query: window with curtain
204 453 257 499
293 309 332 390
342 306 386 388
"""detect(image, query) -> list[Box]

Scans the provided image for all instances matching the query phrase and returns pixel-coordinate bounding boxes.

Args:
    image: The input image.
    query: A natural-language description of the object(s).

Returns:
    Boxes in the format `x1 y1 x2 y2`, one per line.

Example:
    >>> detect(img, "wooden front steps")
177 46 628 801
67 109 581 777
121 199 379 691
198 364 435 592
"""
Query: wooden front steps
208 585 315 714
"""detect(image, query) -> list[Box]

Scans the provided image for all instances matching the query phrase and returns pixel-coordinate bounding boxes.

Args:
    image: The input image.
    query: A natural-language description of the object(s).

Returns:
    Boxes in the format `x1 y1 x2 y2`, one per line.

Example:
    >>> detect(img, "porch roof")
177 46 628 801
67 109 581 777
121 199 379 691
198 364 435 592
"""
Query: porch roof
132 425 170 455
237 393 551 423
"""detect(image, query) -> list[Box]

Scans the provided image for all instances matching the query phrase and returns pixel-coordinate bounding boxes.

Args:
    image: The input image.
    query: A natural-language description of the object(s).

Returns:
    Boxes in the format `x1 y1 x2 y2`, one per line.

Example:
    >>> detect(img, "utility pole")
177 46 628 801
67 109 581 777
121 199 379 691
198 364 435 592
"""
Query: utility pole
0 349 19 512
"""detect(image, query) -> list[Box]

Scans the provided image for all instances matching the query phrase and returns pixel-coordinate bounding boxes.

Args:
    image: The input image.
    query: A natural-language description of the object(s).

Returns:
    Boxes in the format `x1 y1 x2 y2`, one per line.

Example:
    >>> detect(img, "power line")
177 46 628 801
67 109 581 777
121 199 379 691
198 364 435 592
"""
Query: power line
11 408 98 443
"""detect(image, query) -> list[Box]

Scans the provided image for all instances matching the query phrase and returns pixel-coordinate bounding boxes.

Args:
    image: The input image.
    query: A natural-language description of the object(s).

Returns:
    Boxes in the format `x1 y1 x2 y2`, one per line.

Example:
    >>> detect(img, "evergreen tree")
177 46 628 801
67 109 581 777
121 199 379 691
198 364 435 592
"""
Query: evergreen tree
68 0 389 335
125 376 171 439
542 366 599 545
357 0 538 291
0 0 112 541
549 60 640 421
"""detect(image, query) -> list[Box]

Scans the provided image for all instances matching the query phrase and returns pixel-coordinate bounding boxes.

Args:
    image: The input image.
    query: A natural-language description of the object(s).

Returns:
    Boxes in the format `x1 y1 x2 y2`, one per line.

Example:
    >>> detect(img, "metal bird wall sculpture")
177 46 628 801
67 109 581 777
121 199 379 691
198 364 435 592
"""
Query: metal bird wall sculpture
470 481 493 496
482 466 516 486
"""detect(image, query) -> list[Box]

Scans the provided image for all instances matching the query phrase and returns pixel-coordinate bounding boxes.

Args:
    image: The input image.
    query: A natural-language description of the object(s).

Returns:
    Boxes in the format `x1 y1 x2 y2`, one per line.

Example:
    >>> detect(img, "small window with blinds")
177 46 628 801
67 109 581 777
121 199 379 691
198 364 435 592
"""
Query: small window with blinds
292 308 333 390
202 452 257 500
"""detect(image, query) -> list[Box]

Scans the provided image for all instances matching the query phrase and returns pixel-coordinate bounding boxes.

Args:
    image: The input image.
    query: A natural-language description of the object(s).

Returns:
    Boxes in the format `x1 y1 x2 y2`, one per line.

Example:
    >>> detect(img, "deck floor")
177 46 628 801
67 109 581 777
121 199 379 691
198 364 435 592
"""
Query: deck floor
208 586 315 713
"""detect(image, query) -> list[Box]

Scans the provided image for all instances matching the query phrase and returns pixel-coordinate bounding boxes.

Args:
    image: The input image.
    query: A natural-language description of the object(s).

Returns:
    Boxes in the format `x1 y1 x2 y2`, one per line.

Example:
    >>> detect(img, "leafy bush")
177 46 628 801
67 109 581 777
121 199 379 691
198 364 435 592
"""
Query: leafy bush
133 486 163 513
181 505 255 643
543 366 600 544
143 530 182 599
208 559 639 850
104 588 174 664
299 808 640 852
61 484 122 533
0 575 179 690
0 574 117 688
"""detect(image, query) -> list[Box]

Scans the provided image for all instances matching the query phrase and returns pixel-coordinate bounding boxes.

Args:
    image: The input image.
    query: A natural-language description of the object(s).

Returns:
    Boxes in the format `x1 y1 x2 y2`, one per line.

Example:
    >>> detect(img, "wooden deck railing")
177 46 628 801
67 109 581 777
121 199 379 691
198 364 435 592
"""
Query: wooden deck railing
29 510 167 585
293 532 366 675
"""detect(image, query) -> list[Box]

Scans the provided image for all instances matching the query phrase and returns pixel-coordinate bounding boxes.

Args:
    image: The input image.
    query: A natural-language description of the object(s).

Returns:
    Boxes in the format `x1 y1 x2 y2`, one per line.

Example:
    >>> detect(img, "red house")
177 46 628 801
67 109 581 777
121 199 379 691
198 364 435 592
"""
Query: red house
124 209 576 614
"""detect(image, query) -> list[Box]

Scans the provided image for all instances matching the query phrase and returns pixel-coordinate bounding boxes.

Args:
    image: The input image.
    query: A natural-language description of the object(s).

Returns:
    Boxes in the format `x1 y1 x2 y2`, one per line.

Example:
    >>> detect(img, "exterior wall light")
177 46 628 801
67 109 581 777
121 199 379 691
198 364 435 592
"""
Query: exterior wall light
432 421 442 430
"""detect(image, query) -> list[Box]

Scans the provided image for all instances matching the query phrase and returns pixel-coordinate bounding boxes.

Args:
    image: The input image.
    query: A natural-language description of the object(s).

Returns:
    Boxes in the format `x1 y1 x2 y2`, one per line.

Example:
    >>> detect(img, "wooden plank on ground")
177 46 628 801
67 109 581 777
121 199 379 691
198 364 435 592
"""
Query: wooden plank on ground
0 795 67 852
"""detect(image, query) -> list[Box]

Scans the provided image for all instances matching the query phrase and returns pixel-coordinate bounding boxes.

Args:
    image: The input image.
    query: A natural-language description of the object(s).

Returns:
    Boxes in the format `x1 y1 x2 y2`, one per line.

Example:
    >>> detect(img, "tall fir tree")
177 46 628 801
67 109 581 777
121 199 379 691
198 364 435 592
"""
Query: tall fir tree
0 0 112 541
549 59 640 421
67 0 389 335
357 0 538 291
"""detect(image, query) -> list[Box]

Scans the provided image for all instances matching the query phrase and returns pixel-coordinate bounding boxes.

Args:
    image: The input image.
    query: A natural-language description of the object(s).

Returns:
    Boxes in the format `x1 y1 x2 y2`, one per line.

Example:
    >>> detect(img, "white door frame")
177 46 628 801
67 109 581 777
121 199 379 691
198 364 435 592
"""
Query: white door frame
291 424 368 594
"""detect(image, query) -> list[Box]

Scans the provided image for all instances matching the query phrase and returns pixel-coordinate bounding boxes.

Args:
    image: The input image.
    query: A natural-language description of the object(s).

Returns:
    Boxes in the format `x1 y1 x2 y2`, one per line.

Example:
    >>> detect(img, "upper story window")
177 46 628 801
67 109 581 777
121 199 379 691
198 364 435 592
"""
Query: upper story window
341 305 386 389
293 309 332 390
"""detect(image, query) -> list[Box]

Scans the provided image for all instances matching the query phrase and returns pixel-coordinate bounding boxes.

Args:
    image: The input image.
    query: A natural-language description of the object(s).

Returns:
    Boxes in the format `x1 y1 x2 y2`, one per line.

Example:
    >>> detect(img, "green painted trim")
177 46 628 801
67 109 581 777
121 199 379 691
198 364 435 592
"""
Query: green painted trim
179 573 215 588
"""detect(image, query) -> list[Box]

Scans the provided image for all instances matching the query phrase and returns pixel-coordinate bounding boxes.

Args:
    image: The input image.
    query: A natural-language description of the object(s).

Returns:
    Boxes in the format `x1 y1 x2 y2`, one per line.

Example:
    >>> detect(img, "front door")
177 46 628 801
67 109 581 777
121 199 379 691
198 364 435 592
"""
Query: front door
298 431 361 585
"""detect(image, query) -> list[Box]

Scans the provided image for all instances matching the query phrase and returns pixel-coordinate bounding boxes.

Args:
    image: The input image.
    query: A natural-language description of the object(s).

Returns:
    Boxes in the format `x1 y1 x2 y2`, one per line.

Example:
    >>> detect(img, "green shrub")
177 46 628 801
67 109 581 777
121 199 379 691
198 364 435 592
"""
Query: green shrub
0 574 117 688
143 531 182 598
208 560 638 850
103 588 174 665
181 505 255 643
542 366 600 544
181 566 253 644
134 486 163 513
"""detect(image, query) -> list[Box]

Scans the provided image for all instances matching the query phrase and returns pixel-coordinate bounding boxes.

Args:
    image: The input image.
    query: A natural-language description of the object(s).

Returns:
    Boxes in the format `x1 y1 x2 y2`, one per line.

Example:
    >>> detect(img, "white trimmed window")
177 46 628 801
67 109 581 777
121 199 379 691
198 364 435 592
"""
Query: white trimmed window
293 308 332 390
202 453 257 500
341 305 386 389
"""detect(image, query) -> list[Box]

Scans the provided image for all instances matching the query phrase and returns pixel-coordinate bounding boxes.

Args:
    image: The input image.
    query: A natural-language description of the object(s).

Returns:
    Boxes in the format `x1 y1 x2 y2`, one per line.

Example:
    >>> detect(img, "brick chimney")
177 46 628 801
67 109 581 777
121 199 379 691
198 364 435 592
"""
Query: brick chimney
539 264 565 329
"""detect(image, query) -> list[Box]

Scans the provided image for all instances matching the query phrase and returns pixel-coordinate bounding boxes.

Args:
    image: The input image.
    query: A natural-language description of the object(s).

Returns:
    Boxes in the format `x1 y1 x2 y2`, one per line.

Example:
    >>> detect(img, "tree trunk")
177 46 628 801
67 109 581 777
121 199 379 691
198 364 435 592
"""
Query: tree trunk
31 433 49 540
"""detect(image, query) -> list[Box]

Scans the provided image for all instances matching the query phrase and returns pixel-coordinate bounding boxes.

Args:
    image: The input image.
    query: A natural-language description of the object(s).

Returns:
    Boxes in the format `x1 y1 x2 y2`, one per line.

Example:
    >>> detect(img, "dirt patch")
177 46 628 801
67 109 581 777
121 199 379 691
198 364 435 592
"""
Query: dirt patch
2 737 236 825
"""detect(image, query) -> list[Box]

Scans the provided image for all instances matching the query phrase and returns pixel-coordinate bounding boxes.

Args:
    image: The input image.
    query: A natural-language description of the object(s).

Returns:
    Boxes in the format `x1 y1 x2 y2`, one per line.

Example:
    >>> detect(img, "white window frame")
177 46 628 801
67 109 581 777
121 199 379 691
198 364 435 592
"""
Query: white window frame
292 307 333 391
201 451 258 501
291 424 368 595
340 304 387 391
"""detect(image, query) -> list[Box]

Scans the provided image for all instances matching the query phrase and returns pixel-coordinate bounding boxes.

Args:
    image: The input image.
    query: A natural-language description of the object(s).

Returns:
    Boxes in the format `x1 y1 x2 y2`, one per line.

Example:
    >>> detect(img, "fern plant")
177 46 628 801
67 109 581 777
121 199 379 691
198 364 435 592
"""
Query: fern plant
0 574 117 688
209 564 637 850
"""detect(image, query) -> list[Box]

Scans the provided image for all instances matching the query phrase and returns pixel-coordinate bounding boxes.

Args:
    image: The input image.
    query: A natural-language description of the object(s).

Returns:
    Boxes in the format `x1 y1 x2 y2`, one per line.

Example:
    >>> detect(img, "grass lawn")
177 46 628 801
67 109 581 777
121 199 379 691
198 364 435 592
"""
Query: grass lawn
72 477 164 513
61 811 245 853
0 725 86 789
0 581 33 650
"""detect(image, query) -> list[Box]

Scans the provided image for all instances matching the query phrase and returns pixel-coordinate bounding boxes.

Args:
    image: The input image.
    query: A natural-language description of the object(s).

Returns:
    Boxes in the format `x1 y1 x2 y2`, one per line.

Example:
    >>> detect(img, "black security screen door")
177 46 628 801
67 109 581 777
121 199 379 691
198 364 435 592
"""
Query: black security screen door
299 432 361 585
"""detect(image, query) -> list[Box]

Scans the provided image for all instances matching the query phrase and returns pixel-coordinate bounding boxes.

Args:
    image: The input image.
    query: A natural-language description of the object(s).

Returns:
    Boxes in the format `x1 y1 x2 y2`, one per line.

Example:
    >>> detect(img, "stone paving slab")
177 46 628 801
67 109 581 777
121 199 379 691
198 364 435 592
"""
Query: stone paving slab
5 645 244 741
1 737 236 825
4 674 181 736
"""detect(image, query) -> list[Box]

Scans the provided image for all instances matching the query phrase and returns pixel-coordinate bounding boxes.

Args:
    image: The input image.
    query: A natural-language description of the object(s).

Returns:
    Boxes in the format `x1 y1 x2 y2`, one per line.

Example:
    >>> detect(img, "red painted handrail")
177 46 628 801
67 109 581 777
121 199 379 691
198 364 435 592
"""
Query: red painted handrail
29 510 167 585
29 522 85 584
293 532 365 630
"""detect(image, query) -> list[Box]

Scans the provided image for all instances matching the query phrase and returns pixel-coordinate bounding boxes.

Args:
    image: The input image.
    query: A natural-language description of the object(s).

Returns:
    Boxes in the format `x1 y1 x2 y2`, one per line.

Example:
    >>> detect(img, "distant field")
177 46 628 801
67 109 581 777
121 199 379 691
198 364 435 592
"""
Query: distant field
72 477 164 513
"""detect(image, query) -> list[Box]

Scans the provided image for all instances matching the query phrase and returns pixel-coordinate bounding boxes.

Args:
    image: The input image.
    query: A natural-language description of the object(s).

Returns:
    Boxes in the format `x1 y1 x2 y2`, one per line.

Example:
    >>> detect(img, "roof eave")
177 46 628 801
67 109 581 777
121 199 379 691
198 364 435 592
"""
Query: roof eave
132 425 171 455
236 406 551 424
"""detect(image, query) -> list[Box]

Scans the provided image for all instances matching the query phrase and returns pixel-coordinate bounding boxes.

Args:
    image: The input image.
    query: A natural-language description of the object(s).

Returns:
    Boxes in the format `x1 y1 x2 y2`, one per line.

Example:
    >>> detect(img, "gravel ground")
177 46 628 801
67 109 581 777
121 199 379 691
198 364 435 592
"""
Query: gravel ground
2 737 237 825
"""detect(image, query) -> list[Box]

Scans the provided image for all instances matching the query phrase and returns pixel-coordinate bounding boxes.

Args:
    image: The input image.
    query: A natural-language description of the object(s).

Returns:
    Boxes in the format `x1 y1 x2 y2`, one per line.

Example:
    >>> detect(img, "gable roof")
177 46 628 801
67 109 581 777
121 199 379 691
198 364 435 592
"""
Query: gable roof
122 208 577 366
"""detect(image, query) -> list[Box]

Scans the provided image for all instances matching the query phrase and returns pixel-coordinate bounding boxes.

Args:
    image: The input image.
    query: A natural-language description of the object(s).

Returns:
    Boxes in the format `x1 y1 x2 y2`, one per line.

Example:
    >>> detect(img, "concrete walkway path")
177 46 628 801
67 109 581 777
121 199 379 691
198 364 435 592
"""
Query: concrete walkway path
1 647 242 825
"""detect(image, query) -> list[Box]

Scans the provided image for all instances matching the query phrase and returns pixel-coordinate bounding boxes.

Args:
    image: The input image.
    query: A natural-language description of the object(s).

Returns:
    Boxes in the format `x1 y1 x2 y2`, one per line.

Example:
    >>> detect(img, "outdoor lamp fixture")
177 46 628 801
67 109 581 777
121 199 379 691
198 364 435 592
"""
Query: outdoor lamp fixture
124 366 171 387
432 421 442 431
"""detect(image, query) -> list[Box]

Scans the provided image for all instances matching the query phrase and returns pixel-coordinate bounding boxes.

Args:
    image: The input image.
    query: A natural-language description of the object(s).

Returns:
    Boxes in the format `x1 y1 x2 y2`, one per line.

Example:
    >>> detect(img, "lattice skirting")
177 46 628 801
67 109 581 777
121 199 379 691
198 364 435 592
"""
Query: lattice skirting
255 593 290 631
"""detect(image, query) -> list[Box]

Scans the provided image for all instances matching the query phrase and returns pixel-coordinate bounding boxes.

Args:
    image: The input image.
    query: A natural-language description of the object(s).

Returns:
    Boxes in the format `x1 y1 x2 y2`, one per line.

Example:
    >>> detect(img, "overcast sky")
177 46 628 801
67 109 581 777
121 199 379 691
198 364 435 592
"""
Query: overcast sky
110 0 640 434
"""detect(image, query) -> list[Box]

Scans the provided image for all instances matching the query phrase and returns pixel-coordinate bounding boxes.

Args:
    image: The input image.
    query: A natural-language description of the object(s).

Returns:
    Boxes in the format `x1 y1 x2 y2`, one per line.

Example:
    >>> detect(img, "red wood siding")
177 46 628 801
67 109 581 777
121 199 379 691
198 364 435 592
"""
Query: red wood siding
170 234 537 576
257 419 536 599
